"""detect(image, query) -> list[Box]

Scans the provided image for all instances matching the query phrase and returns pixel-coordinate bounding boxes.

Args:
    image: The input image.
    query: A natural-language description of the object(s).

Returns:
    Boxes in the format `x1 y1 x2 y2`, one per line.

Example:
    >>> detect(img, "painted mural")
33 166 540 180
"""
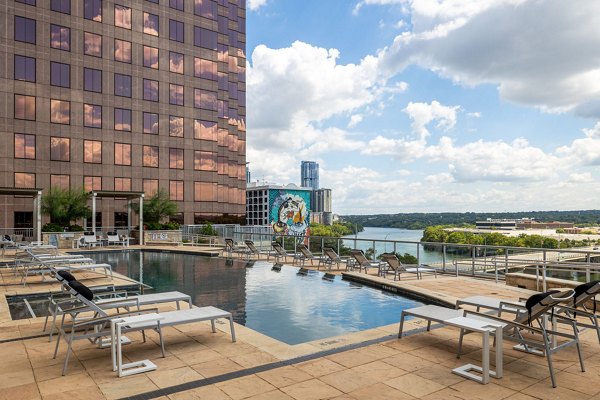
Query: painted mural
269 189 311 238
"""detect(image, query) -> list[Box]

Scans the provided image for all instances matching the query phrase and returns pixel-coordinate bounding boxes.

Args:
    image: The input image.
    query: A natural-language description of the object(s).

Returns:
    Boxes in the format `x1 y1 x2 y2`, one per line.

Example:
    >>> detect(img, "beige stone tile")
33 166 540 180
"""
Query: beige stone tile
256 365 313 388
325 349 379 369
191 358 244 378
216 375 277 400
42 386 106 400
421 387 469 400
385 372 446 398
169 385 232 400
0 382 40 400
412 364 465 387
244 390 295 400
206 341 258 358
449 380 517 400
350 360 408 382
280 378 343 400
0 363 35 389
502 394 539 400
381 352 435 372
522 380 596 400
296 358 346 377
320 368 377 393
348 382 416 400
36 372 97 397
97 374 159 399
147 366 203 388
504 359 551 380
33 360 85 382
229 351 278 368
175 348 224 365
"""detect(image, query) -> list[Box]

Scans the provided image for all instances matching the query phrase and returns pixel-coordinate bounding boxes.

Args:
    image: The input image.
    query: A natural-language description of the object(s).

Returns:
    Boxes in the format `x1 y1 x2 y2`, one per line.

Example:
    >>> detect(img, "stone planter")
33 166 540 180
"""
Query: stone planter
143 230 182 245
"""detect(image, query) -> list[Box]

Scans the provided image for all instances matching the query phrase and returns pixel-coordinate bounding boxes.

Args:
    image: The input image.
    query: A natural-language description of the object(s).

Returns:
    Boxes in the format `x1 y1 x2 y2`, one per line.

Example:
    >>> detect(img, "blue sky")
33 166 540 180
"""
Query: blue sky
245 0 600 214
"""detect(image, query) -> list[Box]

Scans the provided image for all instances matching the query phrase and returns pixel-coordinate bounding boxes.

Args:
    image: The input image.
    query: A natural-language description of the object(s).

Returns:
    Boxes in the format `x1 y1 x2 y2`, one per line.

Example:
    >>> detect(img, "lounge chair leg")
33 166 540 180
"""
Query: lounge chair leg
62 339 73 375
545 341 557 388
229 316 236 342
573 326 585 372
427 320 431 331
53 331 61 359
158 324 165 358
457 328 465 358
211 319 216 333
594 314 600 344
398 315 405 338
142 330 146 343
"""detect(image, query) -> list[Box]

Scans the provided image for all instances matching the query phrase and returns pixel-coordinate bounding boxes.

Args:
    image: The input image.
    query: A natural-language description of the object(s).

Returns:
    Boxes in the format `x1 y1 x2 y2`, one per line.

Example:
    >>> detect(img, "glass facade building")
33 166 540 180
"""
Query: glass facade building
300 161 319 191
1 0 246 229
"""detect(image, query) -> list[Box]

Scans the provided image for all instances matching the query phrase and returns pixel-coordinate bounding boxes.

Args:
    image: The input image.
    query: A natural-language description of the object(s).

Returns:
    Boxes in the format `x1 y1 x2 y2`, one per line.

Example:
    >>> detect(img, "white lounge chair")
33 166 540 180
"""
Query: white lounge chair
107 232 128 246
349 249 384 274
380 253 436 280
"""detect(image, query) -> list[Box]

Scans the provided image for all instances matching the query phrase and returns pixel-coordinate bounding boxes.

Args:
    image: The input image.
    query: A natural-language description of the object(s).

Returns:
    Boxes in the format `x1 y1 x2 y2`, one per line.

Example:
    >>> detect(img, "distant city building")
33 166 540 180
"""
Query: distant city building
312 188 332 213
246 163 251 184
301 161 319 190
516 221 574 230
476 218 574 230
475 219 518 230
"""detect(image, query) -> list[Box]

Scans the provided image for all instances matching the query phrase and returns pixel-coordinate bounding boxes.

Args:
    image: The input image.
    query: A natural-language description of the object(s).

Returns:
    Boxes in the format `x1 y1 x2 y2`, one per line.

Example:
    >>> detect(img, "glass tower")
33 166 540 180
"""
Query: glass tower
300 161 319 190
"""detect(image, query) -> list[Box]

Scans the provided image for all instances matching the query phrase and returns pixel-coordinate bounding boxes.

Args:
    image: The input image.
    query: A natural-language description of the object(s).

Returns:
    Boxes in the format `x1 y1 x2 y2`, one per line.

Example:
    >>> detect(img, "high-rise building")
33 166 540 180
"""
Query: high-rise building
300 161 319 190
313 188 332 213
0 0 247 230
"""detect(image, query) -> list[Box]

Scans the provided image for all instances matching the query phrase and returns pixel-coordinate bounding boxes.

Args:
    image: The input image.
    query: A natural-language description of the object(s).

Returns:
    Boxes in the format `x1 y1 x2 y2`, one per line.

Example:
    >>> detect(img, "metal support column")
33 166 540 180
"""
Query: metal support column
139 194 144 245
92 192 97 234
35 191 42 242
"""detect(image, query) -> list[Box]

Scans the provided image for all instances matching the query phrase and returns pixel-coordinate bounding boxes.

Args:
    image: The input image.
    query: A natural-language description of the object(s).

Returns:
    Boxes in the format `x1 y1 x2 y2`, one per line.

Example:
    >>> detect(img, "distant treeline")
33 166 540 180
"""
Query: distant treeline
342 210 600 230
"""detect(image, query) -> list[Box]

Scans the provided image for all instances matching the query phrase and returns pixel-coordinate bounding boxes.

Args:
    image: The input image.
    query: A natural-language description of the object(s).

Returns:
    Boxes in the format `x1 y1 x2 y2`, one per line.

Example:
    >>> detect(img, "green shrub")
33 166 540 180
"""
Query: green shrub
69 224 84 231
42 223 64 232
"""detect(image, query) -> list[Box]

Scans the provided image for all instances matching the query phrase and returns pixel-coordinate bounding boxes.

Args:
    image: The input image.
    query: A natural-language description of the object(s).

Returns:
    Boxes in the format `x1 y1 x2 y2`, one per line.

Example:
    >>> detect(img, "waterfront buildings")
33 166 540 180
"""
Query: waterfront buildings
0 0 246 231
475 218 574 230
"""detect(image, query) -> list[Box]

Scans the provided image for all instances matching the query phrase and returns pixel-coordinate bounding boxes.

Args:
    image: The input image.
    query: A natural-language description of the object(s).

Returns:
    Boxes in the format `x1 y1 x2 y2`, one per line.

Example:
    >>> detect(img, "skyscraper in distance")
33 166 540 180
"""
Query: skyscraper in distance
301 161 319 191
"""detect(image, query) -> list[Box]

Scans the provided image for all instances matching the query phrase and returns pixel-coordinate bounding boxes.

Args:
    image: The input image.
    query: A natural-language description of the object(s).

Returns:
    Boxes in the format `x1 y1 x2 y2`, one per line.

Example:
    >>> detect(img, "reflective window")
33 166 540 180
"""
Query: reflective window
169 180 183 201
84 140 102 163
84 0 102 22
15 16 36 44
50 62 70 88
14 134 35 159
16 0 36 5
169 52 184 74
84 68 102 92
115 177 131 191
193 119 217 140
143 179 158 196
170 0 184 10
143 12 159 36
194 151 216 171
146 0 158 3
50 25 70 51
83 104 102 128
14 55 35 82
194 26 217 50
84 176 102 191
14 94 35 120
114 73 131 97
51 174 70 189
169 148 184 169
114 5 131 29
84 32 102 57
15 172 35 188
51 0 70 14
194 89 217 110
143 79 159 102
50 137 70 161
143 146 159 167
143 46 158 69
50 100 70 124
194 57 216 80
114 143 131 165
169 116 183 137
169 20 184 42
143 112 159 134
169 84 184 105
195 0 216 18
114 39 131 63
114 108 131 131
194 182 216 201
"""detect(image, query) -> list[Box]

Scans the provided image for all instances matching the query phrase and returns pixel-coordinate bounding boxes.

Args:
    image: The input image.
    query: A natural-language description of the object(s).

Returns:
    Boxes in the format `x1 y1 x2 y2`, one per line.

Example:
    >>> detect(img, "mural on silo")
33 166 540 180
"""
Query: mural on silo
269 189 310 237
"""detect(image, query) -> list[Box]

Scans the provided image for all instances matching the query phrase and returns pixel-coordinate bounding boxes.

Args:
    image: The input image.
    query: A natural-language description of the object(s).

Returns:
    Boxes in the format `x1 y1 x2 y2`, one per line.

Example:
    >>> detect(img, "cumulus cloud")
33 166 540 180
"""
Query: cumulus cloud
556 122 600 165
247 0 268 11
568 172 593 183
353 0 407 16
403 100 460 140
348 114 364 128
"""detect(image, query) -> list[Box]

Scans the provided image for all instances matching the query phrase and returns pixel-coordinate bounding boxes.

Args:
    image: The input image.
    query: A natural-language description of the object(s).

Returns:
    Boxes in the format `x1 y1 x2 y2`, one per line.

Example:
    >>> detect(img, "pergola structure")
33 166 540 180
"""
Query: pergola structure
0 187 43 242
88 190 145 245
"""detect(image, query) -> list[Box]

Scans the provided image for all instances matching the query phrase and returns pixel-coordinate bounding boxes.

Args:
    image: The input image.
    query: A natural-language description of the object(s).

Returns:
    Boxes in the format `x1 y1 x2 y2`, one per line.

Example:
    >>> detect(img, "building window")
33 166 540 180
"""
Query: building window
194 119 217 140
14 94 35 120
84 32 102 57
14 55 35 82
169 116 183 137
143 146 159 167
143 79 159 102
143 112 159 134
114 73 131 97
194 89 217 110
169 52 184 74
170 84 184 105
50 62 70 88
169 148 184 169
14 134 35 159
84 68 102 92
14 212 34 229
83 104 102 128
114 143 131 165
84 0 102 22
114 5 131 29
114 178 131 191
114 211 127 226
169 20 184 42
143 179 158 196
114 108 131 131
143 46 158 69
194 57 216 80
194 182 216 201
50 100 70 124
114 39 131 63
195 0 216 18
194 26 217 50
15 16 36 44
146 0 158 3
84 140 102 163
51 174 70 189
16 0 36 5
15 172 35 188
50 137 70 161
169 180 183 201
51 0 70 14
170 0 184 11
194 151 216 171
143 12 159 36
50 25 70 51
84 176 102 191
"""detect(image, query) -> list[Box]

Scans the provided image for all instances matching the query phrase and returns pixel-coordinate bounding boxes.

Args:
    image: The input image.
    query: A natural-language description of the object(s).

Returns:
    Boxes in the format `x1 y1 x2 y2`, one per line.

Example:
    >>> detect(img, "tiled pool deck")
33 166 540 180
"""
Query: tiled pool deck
1 247 599 400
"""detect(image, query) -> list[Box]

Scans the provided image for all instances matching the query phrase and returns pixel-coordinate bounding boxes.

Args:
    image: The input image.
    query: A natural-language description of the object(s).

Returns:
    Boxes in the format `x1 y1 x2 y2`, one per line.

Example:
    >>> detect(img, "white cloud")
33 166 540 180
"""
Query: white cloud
353 0 407 16
247 0 268 11
394 20 406 29
568 172 593 183
403 100 460 140
557 122 600 165
467 112 481 118
348 114 363 128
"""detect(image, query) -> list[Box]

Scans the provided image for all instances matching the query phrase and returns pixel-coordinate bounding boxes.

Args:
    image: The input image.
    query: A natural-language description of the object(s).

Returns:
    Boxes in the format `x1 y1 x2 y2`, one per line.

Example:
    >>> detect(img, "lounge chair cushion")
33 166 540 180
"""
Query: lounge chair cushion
574 280 600 312
3 234 10 241
525 290 560 324
69 280 94 301
57 270 76 282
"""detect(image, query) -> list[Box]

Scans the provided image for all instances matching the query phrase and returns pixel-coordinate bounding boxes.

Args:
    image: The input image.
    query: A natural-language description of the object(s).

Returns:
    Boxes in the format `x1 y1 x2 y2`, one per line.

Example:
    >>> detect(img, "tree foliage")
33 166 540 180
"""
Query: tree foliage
41 188 91 227
132 190 177 224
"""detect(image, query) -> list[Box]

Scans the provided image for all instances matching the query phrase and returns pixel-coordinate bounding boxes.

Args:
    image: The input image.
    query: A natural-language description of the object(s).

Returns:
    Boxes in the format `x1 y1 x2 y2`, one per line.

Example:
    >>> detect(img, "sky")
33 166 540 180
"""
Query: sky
245 0 600 215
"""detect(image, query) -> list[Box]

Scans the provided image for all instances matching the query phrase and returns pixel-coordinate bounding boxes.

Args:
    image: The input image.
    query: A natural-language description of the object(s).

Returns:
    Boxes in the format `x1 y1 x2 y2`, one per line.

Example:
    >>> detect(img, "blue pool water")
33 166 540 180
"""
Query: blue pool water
89 251 424 345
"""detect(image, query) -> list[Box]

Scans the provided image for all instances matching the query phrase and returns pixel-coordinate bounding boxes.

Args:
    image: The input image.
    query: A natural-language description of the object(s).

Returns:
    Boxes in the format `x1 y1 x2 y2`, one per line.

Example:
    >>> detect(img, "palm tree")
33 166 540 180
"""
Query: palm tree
132 189 177 224
41 188 91 227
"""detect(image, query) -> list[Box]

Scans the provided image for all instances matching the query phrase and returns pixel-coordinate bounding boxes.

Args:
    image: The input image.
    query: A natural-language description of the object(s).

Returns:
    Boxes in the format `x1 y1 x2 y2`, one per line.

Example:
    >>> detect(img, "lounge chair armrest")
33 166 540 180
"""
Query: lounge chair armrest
72 308 160 328
463 310 544 335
